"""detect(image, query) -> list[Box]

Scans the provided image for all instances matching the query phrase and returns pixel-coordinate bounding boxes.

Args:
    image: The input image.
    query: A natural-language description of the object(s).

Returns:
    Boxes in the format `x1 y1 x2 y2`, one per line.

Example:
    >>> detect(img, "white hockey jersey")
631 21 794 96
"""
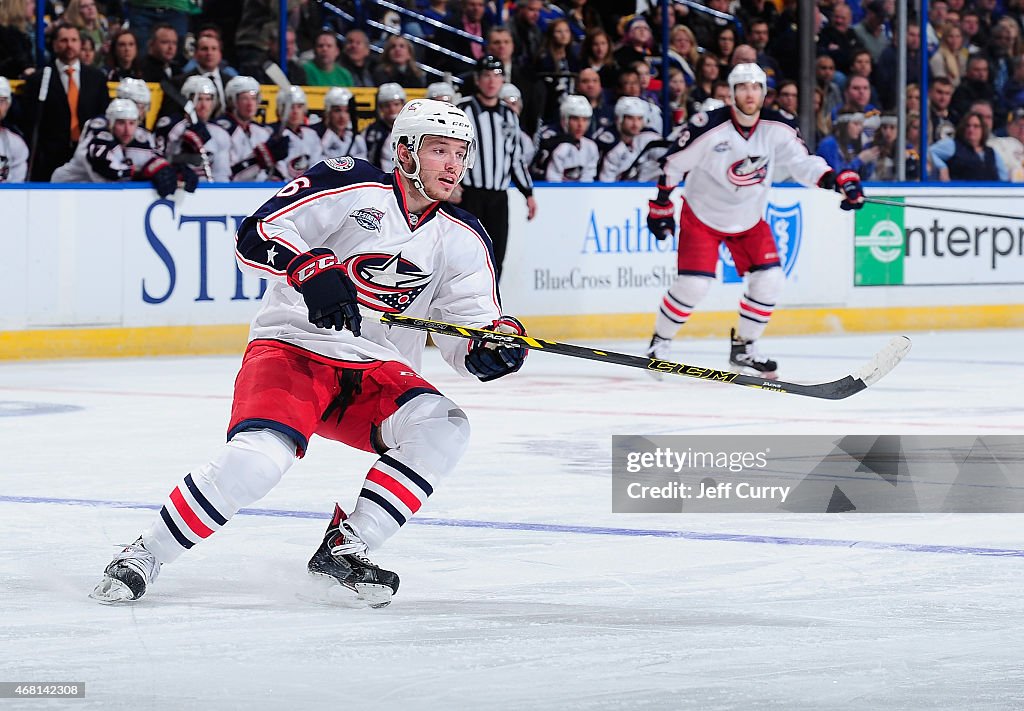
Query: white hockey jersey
214 113 274 182
235 157 501 375
0 126 29 183
598 130 668 183
50 128 159 183
154 114 232 182
316 123 368 161
660 107 831 233
544 135 599 182
267 122 323 181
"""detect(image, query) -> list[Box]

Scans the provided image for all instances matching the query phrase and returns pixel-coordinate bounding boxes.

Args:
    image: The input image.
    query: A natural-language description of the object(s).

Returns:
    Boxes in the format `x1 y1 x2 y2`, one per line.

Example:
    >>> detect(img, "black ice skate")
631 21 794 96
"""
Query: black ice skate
90 537 161 603
729 328 779 380
307 504 399 608
645 334 673 380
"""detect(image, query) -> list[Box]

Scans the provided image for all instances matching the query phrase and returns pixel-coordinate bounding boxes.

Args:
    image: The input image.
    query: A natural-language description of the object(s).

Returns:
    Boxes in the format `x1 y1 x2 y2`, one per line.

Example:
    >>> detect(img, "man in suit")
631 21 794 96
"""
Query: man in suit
180 33 239 117
21 24 110 182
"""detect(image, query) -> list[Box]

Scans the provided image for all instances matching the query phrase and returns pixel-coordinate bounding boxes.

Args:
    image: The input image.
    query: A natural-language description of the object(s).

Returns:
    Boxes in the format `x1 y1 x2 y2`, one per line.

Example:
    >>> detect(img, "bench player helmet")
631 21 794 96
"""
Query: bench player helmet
276 85 307 119
225 75 261 108
560 94 593 131
0 76 10 101
614 96 648 130
116 78 150 108
181 75 216 101
377 82 406 106
324 86 354 111
106 98 140 123
498 83 522 111
390 98 476 201
728 63 767 111
426 82 458 103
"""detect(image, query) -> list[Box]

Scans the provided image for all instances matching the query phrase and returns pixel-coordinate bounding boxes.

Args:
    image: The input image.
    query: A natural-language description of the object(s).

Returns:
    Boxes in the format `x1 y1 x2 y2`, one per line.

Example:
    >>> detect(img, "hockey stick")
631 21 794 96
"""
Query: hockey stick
863 197 1024 221
262 61 293 179
27 65 52 180
372 313 912 401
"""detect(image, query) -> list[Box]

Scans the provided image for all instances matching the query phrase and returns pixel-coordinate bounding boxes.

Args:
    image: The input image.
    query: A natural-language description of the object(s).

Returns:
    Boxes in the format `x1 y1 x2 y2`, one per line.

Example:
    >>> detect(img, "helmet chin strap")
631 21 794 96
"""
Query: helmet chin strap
397 140 433 203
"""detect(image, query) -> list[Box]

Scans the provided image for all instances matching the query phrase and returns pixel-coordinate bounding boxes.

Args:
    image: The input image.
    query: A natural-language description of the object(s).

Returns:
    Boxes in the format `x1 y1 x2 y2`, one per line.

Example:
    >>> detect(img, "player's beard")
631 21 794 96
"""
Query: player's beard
420 168 460 201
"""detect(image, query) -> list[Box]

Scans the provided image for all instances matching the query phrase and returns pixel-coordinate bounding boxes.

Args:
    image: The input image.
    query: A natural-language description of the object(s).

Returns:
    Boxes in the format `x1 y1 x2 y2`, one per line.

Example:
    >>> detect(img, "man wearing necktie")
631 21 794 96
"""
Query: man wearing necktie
21 24 109 181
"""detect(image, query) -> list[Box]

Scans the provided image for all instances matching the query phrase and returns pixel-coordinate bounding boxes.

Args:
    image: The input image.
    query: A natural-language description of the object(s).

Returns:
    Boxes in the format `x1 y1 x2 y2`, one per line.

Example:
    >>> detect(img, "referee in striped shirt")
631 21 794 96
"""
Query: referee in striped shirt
457 55 537 281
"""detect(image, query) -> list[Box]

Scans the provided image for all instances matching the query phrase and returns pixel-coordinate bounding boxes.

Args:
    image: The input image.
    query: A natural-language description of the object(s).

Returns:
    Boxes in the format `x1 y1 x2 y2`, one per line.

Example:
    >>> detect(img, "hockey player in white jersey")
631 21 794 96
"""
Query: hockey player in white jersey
66 78 155 167
91 99 528 608
154 76 232 183
598 96 669 182
315 87 367 160
0 78 28 183
215 76 289 182
362 82 405 170
51 99 197 195
499 83 534 169
645 63 865 378
268 85 323 180
534 95 600 183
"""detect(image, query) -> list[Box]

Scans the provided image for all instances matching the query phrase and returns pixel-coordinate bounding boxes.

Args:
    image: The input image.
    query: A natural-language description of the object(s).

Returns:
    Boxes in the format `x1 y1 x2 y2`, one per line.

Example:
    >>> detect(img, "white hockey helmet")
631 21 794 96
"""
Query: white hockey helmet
700 98 727 112
275 84 307 118
498 82 521 108
0 76 11 100
323 86 354 111
614 96 648 128
116 77 151 106
426 81 458 103
560 94 593 130
728 62 767 103
106 98 140 123
377 82 407 105
181 75 217 102
390 98 476 201
224 75 261 107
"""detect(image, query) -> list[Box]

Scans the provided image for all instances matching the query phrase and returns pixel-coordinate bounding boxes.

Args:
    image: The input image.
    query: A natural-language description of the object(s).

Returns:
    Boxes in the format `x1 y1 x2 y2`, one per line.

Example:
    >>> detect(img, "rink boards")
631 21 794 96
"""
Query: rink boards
2 182 1023 358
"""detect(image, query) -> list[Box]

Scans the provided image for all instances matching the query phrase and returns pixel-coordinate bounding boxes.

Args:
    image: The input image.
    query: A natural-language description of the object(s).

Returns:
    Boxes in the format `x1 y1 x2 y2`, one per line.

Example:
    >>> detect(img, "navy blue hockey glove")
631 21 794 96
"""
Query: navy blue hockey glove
821 169 865 211
286 249 362 335
139 156 178 198
254 134 290 169
175 163 199 193
181 122 212 153
647 198 675 240
465 316 528 382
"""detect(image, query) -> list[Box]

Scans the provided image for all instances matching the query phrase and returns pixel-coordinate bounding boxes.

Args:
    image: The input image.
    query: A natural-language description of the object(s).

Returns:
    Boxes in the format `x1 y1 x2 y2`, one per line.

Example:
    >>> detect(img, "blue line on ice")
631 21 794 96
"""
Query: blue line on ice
3 494 1023 558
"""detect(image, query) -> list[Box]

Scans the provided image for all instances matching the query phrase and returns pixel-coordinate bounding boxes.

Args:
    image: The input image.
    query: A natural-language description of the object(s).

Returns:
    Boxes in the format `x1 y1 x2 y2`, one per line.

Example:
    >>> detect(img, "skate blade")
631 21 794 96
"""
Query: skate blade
89 575 137 604
303 573 393 609
730 364 778 380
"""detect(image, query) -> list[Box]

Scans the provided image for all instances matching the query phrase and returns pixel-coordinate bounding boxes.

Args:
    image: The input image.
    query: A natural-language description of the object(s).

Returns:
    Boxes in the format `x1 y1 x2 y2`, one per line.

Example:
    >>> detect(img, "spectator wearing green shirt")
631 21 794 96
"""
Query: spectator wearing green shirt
303 31 354 87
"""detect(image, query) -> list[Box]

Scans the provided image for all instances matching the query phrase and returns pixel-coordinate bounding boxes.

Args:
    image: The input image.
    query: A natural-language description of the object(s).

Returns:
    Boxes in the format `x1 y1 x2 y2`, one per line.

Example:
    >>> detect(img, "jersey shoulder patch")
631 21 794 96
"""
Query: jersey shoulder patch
323 155 355 171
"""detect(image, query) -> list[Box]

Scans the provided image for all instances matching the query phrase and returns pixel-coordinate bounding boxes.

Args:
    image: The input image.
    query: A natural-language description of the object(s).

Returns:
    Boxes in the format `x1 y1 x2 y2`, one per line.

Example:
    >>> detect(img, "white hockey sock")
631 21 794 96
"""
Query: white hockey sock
736 267 784 342
142 429 296 564
348 394 470 550
654 274 713 339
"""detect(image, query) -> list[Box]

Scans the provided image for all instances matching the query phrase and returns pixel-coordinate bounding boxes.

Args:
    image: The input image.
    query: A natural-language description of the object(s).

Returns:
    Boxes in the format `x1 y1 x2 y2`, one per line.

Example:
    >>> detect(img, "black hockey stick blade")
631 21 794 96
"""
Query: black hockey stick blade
377 313 912 401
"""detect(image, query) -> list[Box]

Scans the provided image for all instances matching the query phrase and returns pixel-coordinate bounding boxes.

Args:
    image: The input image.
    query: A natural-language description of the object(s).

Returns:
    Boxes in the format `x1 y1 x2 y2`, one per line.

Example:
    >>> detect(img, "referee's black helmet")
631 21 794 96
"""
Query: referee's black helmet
476 55 505 75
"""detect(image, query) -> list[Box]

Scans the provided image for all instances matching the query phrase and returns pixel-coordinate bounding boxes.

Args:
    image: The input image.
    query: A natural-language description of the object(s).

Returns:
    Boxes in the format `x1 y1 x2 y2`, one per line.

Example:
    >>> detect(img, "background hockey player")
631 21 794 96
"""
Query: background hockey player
362 82 406 170
154 75 232 183
532 94 600 183
598 96 668 183
64 78 154 169
645 63 865 379
0 78 29 183
315 87 367 160
215 76 288 182
51 98 196 197
91 99 528 609
268 85 323 181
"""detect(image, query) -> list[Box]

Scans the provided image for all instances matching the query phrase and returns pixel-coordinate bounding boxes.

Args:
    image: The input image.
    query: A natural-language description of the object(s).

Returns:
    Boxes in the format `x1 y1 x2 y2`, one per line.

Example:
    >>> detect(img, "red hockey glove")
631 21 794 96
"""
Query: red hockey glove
465 316 528 382
181 122 212 153
286 249 362 335
835 170 864 211
647 199 676 240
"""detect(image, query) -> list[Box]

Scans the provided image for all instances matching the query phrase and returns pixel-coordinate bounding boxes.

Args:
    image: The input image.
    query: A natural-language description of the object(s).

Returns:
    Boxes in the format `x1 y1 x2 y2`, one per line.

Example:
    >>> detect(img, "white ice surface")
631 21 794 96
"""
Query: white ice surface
1 329 1022 710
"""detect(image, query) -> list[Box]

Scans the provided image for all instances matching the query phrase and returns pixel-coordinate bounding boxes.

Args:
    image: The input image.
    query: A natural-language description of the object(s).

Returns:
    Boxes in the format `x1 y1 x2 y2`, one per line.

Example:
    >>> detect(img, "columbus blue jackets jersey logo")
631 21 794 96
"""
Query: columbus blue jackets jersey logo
344 252 432 313
351 207 385 231
727 155 769 186
325 156 355 171
720 202 802 283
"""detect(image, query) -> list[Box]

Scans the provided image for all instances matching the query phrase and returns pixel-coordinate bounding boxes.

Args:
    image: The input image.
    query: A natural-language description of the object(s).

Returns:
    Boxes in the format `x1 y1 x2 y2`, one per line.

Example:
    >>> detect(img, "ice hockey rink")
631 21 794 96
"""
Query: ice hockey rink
1 328 1022 710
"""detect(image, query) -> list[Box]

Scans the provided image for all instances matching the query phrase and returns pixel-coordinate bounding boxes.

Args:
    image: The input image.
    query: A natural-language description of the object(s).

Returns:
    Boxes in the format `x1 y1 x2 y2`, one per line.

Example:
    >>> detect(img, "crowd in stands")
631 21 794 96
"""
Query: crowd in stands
4 0 1024 186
